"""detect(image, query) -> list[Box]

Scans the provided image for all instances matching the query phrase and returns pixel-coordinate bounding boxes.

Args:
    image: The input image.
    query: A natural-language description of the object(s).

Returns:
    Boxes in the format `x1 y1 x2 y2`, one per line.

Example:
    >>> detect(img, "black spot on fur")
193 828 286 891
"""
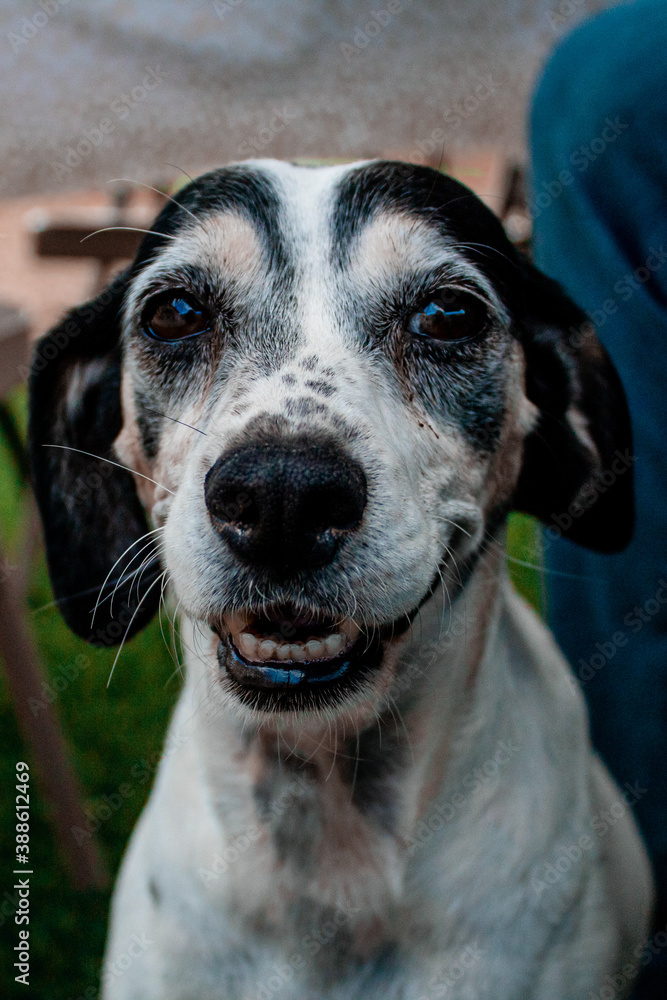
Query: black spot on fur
287 898 357 982
328 413 360 439
235 412 291 444
305 379 335 397
345 723 405 833
281 373 297 386
148 878 161 905
240 406 360 444
134 388 161 459
227 384 251 403
285 397 328 419
298 355 319 372
253 759 321 871
399 334 508 453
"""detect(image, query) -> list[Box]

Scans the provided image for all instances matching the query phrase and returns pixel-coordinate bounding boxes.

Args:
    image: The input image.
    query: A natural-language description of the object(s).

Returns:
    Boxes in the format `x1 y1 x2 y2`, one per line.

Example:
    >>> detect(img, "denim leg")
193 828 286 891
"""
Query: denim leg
530 3 667 994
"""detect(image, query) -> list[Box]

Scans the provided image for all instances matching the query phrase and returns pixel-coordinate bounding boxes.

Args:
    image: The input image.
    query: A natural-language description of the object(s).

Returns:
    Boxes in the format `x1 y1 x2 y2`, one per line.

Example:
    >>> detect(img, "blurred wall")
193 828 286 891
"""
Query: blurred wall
0 0 616 196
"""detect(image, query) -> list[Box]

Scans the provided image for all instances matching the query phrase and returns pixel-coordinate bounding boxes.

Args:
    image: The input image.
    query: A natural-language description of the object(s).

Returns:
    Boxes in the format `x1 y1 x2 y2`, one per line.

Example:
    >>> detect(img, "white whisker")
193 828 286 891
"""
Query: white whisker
80 226 177 243
43 444 175 495
106 570 168 688
91 527 163 625
106 178 199 223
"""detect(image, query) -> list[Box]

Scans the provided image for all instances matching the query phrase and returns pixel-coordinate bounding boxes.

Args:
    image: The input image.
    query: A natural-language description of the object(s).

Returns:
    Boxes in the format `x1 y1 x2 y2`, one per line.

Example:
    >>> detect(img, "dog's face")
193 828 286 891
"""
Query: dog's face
29 161 633 720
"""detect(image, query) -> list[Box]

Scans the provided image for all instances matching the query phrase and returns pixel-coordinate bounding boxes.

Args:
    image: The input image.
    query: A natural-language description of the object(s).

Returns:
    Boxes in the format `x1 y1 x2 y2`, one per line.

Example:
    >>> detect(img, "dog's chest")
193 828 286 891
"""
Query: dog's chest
178 736 422 997
219 737 410 928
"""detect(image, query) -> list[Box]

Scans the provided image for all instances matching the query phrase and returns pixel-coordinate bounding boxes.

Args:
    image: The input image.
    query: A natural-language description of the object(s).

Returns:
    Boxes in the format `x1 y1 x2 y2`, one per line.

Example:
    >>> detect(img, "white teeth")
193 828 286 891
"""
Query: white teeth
226 615 360 664
259 639 278 659
238 632 259 660
323 633 344 656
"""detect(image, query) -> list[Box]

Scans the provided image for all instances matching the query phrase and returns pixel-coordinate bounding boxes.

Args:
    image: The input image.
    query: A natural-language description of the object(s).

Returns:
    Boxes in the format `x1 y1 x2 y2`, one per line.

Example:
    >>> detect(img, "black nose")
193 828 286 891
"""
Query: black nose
205 440 367 575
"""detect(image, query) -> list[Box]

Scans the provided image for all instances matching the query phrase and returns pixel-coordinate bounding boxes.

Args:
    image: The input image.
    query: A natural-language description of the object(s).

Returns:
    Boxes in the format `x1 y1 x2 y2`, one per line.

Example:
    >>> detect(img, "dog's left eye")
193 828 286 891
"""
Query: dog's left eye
142 292 210 342
407 290 487 343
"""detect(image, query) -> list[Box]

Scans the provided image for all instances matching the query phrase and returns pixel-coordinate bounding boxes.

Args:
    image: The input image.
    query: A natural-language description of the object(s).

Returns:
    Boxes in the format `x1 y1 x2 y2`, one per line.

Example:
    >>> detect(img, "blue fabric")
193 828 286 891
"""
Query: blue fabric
530 3 667 995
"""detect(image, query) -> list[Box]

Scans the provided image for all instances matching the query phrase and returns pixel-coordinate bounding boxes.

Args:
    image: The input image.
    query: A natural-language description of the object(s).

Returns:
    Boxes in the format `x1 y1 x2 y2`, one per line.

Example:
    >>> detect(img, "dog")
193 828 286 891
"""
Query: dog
29 160 654 999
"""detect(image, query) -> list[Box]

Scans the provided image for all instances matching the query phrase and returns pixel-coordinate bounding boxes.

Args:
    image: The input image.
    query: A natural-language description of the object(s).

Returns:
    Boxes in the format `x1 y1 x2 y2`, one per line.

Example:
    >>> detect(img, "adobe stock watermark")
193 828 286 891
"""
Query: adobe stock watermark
544 448 636 545
388 603 472 703
237 105 300 158
249 901 362 999
214 0 244 19
531 116 629 219
7 0 69 55
410 71 501 159
18 277 122 382
198 778 305 885
532 780 647 909
572 577 667 687
407 736 523 856
50 66 168 180
416 942 483 1000
28 653 91 717
69 931 153 1000
588 920 667 1000
70 722 194 847
70 777 136 847
339 0 408 62
546 0 587 33
550 249 667 342
103 931 153 992
588 246 667 330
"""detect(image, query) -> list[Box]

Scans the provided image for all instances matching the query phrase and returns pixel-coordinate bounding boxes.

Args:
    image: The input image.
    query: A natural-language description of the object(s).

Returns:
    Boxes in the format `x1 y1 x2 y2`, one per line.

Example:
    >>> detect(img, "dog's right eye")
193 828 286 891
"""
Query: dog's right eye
142 292 210 342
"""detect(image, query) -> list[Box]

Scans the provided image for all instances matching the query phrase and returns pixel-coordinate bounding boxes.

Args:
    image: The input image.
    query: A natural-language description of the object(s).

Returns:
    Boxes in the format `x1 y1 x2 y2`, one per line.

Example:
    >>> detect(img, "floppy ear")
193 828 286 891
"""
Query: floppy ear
513 256 634 553
28 272 162 645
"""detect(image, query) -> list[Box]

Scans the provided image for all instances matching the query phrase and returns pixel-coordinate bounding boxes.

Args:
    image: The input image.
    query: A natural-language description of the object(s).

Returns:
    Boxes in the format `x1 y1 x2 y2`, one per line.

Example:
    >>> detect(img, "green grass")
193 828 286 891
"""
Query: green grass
507 510 545 618
0 388 542 997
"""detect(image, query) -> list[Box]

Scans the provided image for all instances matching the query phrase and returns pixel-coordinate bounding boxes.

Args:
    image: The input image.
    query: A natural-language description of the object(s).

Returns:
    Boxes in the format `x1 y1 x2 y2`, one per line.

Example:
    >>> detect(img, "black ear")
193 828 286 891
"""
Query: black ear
28 272 162 645
513 256 634 553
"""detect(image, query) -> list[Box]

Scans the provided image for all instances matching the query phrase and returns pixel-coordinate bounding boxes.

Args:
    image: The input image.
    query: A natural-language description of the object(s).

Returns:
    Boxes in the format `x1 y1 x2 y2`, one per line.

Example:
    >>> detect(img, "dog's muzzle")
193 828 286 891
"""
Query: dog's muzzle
205 439 382 707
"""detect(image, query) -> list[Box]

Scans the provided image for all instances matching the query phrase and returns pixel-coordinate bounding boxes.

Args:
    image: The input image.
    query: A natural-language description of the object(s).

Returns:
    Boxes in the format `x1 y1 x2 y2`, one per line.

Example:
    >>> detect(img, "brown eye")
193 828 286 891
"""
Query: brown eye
407 290 487 343
143 292 210 342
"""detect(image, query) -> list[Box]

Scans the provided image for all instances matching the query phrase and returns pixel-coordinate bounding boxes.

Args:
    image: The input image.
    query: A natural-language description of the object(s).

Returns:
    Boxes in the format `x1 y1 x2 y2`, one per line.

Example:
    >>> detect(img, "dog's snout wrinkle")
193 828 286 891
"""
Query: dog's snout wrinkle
204 439 367 576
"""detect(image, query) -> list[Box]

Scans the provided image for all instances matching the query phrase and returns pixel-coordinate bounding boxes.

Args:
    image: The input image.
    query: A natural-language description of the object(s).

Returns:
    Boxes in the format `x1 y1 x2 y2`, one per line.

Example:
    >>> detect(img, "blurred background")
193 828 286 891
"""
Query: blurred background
0 1 617 996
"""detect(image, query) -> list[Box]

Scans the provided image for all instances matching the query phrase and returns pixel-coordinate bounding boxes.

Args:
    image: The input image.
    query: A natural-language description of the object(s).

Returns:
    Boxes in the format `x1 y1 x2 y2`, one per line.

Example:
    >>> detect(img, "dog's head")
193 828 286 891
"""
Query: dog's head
29 161 632 718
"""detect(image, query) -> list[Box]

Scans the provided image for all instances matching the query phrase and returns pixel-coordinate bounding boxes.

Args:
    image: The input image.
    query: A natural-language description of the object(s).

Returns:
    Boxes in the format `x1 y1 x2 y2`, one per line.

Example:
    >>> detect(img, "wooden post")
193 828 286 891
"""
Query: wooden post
0 544 108 889
0 304 107 890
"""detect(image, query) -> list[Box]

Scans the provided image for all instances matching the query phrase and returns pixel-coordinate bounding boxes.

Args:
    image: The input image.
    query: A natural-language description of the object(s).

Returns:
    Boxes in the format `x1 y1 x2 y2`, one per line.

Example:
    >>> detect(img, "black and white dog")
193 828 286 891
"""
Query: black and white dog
29 161 653 999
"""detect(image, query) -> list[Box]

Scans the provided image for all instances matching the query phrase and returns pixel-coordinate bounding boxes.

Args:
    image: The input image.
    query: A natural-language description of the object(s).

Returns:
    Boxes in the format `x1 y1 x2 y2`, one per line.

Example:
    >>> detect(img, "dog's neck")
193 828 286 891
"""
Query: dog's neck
180 539 511 941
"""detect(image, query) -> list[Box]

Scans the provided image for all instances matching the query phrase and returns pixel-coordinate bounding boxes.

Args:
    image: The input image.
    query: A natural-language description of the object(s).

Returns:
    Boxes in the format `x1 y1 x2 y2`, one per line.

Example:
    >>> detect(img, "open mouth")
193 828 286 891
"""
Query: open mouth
213 608 388 710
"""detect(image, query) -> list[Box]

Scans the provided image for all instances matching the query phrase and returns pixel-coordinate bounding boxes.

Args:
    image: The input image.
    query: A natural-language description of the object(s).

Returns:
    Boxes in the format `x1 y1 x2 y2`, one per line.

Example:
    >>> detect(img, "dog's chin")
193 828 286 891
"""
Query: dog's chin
211 607 412 714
